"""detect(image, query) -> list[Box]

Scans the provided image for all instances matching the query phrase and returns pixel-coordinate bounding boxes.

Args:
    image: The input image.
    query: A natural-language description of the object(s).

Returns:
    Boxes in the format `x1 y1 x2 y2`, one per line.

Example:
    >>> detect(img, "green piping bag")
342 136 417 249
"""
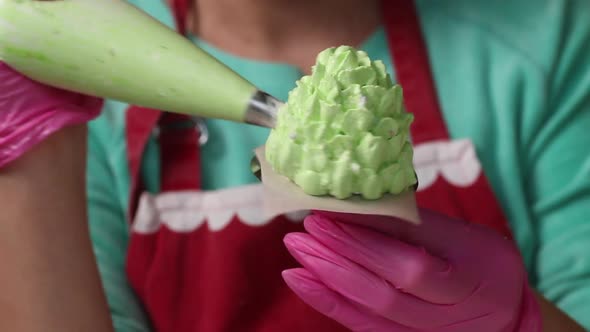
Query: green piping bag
0 0 279 127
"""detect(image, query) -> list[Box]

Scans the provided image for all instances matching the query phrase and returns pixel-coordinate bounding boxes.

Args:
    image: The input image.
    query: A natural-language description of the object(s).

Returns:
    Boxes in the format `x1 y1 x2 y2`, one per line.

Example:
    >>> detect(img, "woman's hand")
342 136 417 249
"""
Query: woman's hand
0 62 101 167
282 210 542 332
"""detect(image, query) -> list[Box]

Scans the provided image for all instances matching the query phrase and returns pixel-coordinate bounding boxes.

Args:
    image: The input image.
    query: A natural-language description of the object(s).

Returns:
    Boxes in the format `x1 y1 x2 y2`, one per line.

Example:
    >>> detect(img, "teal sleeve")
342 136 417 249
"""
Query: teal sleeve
87 107 152 332
529 1 590 327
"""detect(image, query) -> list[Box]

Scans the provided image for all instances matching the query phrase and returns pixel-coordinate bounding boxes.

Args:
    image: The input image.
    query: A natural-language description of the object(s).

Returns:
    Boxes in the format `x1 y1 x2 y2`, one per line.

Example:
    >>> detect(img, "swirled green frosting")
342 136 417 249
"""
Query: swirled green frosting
265 46 416 200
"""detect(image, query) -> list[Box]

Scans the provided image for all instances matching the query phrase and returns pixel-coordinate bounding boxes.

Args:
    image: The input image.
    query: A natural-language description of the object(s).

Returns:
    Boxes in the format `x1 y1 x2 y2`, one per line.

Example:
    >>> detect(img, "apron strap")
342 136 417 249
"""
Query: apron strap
382 0 450 144
158 113 201 191
171 0 191 35
126 108 202 221
382 0 513 238
126 106 161 220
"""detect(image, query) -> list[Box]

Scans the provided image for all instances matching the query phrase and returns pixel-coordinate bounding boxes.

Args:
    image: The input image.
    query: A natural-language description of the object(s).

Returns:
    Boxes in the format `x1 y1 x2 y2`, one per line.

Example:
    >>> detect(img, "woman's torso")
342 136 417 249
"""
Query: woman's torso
86 0 590 330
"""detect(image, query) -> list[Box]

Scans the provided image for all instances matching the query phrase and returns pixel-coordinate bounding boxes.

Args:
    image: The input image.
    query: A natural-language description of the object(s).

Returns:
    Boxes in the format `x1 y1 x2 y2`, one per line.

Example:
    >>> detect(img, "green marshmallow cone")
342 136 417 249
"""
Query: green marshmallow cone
265 46 417 200
0 0 257 122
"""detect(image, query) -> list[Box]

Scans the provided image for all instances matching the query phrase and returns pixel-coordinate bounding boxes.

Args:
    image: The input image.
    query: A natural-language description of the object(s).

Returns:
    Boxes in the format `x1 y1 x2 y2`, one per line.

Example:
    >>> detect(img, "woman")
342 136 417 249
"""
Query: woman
0 0 589 331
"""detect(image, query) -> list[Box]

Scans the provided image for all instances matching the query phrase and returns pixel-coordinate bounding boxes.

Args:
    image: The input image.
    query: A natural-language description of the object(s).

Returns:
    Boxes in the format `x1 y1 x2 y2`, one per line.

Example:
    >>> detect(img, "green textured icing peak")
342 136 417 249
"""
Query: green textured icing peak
266 46 416 200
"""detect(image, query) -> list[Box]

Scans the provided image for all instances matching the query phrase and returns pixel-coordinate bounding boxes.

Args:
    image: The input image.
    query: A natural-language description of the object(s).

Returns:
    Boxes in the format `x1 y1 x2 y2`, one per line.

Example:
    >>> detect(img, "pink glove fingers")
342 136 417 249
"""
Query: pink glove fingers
284 212 539 331
0 103 99 167
0 63 102 167
0 63 99 112
282 268 411 332
312 211 451 257
315 209 487 256
284 232 475 329
304 215 478 304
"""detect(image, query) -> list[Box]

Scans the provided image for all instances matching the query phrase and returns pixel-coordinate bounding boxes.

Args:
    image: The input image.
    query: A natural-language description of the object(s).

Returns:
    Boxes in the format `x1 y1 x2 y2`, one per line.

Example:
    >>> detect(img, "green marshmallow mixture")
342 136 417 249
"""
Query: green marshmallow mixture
266 46 417 200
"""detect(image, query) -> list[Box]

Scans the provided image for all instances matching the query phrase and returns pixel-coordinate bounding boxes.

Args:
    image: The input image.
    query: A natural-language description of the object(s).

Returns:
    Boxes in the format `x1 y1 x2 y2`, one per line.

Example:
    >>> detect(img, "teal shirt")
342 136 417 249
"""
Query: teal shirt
87 0 590 330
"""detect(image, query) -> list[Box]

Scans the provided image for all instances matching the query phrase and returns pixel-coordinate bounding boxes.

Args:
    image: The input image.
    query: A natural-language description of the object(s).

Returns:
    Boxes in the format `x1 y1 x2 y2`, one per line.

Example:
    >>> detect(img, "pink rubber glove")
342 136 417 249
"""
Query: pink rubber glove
283 210 542 332
0 63 102 167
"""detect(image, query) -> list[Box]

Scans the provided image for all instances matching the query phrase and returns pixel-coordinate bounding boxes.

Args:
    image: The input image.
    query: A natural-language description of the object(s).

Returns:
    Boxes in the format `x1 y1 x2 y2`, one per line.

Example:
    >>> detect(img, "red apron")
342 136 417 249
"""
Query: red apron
124 1 513 331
